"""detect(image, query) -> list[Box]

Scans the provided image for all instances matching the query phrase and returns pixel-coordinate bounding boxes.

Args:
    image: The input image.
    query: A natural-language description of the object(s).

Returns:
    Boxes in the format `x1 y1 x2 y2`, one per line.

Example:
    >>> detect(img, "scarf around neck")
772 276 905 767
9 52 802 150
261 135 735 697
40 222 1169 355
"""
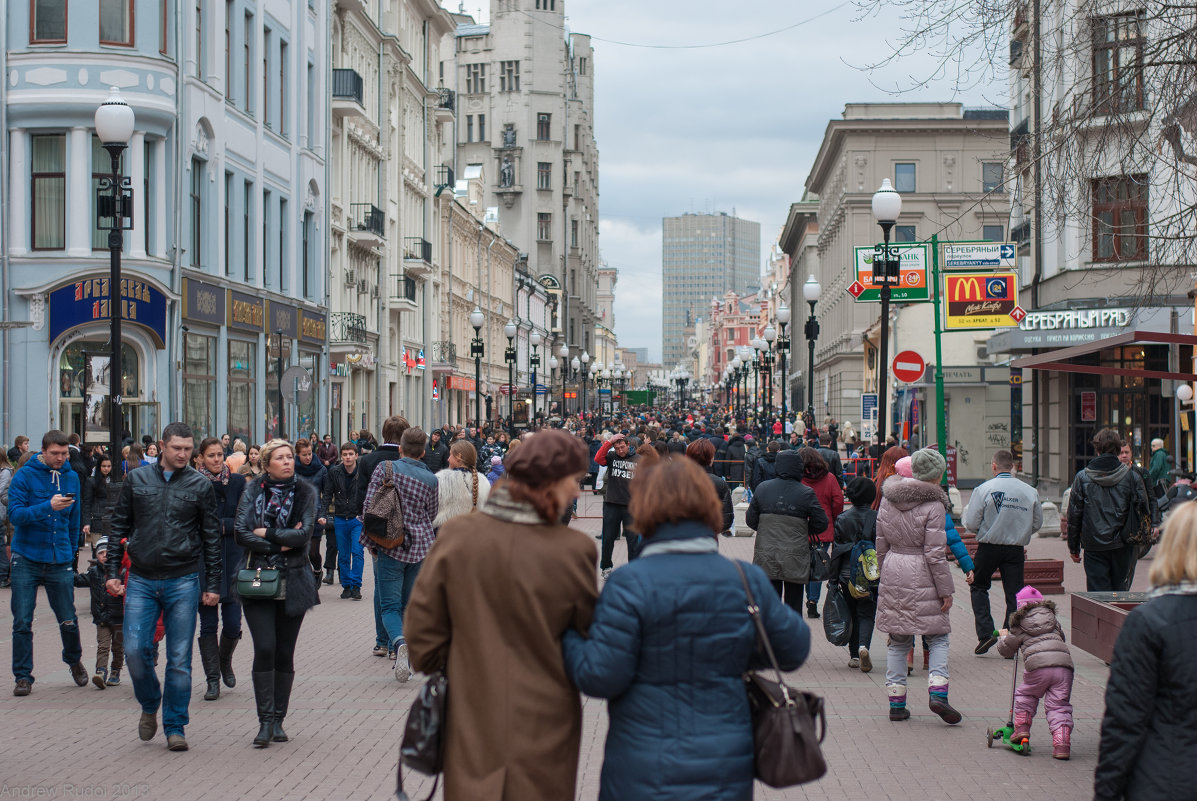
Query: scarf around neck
198 462 231 485
253 475 297 529
1148 581 1197 599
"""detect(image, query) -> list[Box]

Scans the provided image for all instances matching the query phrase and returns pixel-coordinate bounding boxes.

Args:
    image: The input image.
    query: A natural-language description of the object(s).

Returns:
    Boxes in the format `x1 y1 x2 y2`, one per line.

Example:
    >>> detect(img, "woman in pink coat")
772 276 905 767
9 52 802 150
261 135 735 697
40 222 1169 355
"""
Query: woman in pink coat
875 448 959 724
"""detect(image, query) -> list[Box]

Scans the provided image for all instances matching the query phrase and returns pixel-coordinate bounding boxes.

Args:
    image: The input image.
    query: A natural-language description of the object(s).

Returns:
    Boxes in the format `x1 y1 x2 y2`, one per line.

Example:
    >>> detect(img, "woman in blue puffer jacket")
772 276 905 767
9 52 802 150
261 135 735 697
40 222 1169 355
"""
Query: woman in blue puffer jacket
563 456 810 801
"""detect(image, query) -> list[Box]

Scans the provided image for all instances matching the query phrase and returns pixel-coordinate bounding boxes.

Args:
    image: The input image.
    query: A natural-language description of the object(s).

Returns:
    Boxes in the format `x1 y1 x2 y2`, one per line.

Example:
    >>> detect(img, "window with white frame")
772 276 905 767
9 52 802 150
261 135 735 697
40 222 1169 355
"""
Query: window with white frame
31 134 66 250
465 63 486 94
191 158 205 267
500 60 519 92
537 162 551 190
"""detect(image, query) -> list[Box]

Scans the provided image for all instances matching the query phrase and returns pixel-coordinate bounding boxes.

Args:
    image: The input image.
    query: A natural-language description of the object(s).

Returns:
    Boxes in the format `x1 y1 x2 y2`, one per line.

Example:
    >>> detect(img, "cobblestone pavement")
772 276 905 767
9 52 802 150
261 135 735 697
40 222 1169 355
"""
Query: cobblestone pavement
0 492 1132 800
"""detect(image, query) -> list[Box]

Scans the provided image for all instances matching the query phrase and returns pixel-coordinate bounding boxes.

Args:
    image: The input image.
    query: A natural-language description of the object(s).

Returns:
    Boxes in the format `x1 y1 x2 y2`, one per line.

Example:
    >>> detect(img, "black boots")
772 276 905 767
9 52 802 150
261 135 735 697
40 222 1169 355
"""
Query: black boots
323 567 335 585
252 671 274 747
272 672 295 743
199 635 220 701
218 633 240 688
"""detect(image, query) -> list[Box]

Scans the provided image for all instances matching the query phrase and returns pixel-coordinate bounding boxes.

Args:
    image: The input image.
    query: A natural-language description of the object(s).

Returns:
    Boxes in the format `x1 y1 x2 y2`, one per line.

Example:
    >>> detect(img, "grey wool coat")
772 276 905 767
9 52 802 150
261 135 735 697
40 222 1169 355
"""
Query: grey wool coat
874 476 955 636
746 450 829 583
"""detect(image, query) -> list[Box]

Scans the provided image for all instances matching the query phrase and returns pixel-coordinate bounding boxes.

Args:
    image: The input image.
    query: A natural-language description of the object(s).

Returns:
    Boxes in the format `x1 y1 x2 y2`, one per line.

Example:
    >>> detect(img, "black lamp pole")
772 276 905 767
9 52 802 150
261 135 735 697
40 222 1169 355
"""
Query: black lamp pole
877 225 894 447
275 328 285 440
805 302 819 418
102 144 129 477
505 334 515 440
471 322 484 428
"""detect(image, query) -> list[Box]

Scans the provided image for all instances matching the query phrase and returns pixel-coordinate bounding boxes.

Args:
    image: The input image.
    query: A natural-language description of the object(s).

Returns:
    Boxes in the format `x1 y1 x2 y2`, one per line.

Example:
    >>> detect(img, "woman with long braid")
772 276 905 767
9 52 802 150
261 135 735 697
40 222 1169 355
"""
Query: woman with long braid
433 440 491 530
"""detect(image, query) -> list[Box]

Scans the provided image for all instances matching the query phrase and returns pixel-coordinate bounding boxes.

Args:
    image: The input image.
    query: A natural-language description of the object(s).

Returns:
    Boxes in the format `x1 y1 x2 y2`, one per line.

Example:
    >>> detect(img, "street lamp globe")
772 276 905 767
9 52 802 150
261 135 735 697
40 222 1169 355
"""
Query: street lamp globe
594 360 604 372
530 330 542 347
549 356 559 371
803 274 822 303
1178 384 1194 403
871 178 902 224
504 319 518 339
559 342 569 359
602 369 611 379
95 87 136 145
571 356 581 371
581 351 590 365
763 325 776 342
469 306 484 331
776 304 791 326
731 356 742 370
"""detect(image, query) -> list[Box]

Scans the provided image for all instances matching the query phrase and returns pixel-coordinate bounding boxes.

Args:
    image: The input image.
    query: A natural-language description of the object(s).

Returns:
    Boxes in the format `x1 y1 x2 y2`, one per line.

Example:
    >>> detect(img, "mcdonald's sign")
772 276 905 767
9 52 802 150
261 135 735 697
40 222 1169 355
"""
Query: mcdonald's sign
944 271 1020 329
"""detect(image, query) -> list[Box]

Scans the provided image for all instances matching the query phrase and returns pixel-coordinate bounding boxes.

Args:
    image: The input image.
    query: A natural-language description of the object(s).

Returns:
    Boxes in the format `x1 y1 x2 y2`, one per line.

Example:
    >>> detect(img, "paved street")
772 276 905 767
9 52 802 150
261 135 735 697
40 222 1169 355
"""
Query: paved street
0 492 1129 800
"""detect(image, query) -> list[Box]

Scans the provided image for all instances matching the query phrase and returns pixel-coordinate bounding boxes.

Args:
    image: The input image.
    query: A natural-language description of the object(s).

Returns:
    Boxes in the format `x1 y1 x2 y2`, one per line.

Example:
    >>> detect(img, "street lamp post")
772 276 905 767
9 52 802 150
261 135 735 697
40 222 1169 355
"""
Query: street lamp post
504 319 517 438
763 324 776 422
730 355 742 418
570 355 581 416
470 307 485 427
94 88 135 478
803 275 822 419
871 178 903 448
275 328 285 439
559 342 570 417
777 304 791 433
751 340 763 423
548 354 559 419
580 351 590 417
529 330 542 423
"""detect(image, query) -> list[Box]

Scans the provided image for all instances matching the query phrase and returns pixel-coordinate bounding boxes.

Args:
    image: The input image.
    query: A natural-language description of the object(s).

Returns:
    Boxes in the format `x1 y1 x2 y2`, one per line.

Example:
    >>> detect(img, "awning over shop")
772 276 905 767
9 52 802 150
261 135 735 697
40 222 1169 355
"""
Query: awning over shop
1010 330 1197 381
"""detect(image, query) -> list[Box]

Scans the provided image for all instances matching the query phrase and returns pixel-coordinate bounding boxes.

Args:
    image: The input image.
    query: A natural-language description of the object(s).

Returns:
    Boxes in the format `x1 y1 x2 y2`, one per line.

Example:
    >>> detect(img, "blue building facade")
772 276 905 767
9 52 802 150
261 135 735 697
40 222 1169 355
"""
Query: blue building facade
2 0 328 448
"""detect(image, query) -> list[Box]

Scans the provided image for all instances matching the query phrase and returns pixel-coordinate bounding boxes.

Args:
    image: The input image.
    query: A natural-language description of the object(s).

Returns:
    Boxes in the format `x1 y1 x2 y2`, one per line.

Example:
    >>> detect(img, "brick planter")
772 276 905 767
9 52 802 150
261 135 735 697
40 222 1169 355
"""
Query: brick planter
1023 558 1065 595
1071 591 1147 663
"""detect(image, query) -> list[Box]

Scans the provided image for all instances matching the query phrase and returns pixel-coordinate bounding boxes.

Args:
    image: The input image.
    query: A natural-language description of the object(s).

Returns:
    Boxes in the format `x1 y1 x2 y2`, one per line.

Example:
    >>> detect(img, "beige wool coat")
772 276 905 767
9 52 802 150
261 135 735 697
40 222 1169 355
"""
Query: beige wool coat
404 487 598 801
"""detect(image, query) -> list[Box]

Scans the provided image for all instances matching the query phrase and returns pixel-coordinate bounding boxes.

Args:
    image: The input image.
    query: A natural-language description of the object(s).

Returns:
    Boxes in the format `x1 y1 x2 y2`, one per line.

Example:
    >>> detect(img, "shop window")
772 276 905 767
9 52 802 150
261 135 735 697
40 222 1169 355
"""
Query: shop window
1092 175 1147 262
31 134 66 250
297 352 319 436
228 340 255 443
182 332 216 439
31 0 67 43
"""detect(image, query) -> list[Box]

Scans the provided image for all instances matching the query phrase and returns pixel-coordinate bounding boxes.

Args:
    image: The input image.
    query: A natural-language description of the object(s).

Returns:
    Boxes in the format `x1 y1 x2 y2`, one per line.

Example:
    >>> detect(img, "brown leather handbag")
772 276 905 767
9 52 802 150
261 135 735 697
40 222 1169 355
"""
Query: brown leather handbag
731 560 828 788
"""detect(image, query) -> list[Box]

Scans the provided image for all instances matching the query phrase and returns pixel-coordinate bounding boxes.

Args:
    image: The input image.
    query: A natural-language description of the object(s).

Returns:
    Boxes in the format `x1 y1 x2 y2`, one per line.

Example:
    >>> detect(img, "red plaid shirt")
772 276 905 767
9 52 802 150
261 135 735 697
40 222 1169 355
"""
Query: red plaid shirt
360 457 439 562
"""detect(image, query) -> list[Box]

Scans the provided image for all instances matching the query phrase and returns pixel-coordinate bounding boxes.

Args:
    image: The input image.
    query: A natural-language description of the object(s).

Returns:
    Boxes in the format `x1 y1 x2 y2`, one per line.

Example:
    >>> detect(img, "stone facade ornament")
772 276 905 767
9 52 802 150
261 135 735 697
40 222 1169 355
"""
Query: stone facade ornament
499 156 514 187
29 293 46 331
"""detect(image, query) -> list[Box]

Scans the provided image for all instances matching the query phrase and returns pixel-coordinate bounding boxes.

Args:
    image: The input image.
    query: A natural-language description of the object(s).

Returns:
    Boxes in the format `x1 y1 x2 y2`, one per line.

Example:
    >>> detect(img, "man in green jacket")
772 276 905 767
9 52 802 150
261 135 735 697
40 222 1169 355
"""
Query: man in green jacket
1147 439 1170 489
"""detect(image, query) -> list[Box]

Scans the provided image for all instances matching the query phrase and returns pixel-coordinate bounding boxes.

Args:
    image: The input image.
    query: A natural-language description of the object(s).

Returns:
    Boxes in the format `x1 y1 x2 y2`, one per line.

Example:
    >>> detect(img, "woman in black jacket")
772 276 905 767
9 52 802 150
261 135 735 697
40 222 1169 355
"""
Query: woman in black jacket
1095 501 1197 801
81 456 114 545
684 438 734 534
234 439 319 748
195 437 248 700
831 477 879 672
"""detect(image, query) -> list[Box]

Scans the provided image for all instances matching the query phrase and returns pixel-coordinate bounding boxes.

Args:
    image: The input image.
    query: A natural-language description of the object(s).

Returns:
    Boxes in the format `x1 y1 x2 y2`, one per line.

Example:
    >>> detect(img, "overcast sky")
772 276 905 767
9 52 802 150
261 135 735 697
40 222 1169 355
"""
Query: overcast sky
472 1 1002 362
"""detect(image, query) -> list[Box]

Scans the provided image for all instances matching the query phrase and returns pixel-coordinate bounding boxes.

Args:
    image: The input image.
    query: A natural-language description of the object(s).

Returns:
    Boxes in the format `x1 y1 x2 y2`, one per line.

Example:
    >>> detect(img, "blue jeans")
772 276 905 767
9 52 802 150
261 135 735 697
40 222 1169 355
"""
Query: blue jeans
373 555 422 649
335 517 365 588
124 572 201 736
10 554 82 683
807 542 830 603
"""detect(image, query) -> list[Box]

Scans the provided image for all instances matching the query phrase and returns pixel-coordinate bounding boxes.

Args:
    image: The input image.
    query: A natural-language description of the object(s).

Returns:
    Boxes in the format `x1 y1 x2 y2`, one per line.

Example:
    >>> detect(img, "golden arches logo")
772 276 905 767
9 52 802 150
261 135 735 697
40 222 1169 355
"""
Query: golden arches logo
951 276 983 302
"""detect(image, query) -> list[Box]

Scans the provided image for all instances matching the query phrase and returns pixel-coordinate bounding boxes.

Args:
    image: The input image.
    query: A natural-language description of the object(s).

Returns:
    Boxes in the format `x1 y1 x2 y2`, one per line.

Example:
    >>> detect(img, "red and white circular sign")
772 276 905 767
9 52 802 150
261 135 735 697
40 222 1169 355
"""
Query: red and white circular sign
891 351 925 383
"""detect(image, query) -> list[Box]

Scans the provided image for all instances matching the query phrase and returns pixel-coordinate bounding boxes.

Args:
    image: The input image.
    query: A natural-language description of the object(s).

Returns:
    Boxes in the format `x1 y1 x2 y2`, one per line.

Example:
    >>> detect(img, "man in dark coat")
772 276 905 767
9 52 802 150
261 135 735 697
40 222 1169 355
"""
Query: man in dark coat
422 429 450 473
724 433 747 487
751 440 782 490
818 432 844 486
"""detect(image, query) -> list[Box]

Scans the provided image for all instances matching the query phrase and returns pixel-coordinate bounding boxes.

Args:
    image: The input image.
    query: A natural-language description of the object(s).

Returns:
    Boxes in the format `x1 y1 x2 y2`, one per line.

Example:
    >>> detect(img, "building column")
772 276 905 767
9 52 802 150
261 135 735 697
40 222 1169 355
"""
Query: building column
128 132 147 258
152 139 167 257
8 128 28 255
66 127 91 257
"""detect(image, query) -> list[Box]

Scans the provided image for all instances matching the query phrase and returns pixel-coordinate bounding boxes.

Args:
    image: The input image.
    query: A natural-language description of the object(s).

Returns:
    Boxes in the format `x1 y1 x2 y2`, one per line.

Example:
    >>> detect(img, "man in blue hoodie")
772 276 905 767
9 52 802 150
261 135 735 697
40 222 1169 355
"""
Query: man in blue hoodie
8 430 87 696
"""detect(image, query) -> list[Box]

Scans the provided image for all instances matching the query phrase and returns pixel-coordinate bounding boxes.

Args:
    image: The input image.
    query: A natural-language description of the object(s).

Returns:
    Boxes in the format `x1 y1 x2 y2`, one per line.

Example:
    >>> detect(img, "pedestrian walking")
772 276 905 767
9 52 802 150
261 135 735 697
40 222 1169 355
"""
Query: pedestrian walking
73 537 125 688
432 440 491 529
963 449 1043 654
7 435 30 465
356 417 409 657
80 456 115 546
322 442 365 599
361 427 437 682
234 438 319 747
8 430 87 696
594 432 640 578
745 449 828 612
750 439 782 490
107 422 222 751
0 451 14 589
563 455 810 801
1147 437 1170 489
875 448 959 724
294 439 333 587
832 477 878 672
1067 428 1148 591
195 437 248 701
1119 439 1161 588
996 586 1074 759
871 446 909 510
684 439 734 533
405 430 595 801
802 447 844 618
1094 500 1197 801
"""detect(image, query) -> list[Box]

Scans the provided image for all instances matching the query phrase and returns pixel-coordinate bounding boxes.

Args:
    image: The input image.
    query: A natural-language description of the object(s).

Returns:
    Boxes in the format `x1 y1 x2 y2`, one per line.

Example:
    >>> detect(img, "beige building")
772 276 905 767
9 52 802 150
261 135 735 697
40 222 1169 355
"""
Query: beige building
446 1 602 363
785 103 1011 484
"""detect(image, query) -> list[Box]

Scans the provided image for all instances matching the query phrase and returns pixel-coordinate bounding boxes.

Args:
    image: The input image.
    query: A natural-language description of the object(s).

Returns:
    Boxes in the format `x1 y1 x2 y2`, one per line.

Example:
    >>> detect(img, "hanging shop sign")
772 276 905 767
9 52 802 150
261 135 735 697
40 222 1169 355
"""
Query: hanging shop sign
851 244 930 303
50 277 167 347
943 271 1024 329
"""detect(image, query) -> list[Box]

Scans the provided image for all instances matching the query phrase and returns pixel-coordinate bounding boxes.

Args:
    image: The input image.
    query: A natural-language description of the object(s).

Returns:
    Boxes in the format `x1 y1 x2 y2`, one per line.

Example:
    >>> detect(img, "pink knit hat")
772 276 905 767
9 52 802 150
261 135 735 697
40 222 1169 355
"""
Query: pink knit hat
1016 585 1043 608
895 456 913 478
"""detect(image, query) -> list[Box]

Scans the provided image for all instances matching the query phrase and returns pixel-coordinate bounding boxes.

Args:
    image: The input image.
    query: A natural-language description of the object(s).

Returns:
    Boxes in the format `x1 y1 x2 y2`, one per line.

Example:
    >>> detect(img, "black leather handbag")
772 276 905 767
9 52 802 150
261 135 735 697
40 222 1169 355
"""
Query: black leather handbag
395 669 447 801
808 536 832 582
732 561 828 788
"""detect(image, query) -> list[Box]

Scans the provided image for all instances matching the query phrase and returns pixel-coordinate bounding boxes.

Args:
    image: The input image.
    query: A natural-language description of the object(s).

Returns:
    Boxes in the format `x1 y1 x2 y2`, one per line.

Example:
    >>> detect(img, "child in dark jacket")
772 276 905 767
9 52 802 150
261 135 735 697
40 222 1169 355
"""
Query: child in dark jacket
832 477 879 673
997 586 1074 759
73 537 125 688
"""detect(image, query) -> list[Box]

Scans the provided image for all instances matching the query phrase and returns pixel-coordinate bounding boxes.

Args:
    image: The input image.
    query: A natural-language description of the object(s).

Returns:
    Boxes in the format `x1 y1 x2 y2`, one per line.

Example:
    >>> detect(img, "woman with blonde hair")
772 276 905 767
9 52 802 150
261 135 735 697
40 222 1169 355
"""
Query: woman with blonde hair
1095 501 1197 801
432 440 491 529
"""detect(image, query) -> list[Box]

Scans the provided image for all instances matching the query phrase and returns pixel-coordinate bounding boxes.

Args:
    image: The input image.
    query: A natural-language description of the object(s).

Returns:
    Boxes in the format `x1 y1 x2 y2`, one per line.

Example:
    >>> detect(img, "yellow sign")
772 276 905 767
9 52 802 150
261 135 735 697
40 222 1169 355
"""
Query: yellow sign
943 271 1021 329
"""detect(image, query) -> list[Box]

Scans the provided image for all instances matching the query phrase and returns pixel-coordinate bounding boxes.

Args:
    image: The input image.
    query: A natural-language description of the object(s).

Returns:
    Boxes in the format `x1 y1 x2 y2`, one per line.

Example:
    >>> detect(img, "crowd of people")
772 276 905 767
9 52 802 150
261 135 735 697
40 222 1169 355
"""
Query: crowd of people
1 406 1195 800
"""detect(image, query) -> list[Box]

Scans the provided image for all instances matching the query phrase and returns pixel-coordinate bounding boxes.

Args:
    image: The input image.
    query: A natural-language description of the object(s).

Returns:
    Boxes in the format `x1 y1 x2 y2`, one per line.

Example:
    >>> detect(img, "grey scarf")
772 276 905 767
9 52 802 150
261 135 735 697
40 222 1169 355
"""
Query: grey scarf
639 537 720 558
481 484 547 526
1148 581 1197 599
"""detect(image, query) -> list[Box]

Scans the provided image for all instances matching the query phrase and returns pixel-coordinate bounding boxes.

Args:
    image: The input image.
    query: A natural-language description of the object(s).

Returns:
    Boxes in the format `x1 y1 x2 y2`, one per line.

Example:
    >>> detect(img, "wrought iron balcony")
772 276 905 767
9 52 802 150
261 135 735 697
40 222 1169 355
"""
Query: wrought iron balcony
349 203 385 238
437 88 455 111
435 165 455 190
332 69 364 105
392 275 417 303
404 237 432 263
329 312 368 344
431 341 457 363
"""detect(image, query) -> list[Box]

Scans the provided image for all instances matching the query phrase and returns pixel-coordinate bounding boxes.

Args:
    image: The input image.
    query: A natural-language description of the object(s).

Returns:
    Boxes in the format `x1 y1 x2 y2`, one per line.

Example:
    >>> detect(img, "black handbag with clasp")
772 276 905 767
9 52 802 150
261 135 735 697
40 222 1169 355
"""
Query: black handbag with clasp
395 669 447 801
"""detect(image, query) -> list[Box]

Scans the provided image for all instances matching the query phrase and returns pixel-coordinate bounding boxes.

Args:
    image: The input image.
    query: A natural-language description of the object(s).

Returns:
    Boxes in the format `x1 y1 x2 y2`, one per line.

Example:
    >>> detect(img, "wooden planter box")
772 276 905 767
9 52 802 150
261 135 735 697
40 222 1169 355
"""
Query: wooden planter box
1071 592 1147 663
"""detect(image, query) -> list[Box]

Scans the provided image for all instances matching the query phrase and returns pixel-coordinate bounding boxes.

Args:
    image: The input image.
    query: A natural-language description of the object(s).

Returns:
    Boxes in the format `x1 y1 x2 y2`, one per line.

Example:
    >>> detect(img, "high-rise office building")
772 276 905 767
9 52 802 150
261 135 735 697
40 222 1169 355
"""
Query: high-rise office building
662 212 760 367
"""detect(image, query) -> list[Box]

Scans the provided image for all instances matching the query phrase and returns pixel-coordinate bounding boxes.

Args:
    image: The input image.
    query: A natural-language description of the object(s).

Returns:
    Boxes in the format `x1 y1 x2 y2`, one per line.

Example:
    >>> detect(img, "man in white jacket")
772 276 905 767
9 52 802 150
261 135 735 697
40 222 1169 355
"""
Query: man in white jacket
963 449 1043 654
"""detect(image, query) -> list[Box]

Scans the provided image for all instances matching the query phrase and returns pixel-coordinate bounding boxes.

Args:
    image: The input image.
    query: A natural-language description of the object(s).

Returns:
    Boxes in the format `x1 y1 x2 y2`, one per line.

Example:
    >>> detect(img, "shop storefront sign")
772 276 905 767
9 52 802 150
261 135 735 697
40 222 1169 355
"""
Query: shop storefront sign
268 302 298 339
50 277 167 347
298 309 327 345
1081 391 1097 422
986 307 1134 352
943 271 1022 329
228 291 265 333
447 376 476 392
182 279 226 326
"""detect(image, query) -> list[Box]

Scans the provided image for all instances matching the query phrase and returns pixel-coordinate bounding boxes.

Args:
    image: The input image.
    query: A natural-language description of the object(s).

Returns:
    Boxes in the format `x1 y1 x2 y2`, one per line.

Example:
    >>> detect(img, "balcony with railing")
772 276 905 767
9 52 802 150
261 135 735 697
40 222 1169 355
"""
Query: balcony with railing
435 88 455 123
347 203 385 248
329 312 368 345
404 237 433 276
389 275 418 311
332 69 368 122
435 165 455 191
430 341 457 373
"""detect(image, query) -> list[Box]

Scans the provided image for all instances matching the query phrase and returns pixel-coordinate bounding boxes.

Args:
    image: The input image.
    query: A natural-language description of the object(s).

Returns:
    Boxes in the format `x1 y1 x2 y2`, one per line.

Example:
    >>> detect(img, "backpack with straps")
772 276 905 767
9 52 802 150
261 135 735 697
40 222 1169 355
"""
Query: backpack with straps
363 460 406 550
847 516 879 600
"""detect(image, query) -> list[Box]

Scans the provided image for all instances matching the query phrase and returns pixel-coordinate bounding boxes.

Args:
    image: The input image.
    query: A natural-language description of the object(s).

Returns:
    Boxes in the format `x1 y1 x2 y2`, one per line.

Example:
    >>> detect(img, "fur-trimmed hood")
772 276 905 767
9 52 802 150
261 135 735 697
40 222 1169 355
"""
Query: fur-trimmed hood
1008 599 1058 633
881 475 949 511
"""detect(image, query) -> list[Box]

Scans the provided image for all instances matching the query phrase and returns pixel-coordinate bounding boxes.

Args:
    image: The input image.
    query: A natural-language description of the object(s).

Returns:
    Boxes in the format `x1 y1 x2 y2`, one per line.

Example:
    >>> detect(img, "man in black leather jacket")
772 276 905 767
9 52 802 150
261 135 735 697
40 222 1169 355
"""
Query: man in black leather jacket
1067 428 1147 592
106 422 221 752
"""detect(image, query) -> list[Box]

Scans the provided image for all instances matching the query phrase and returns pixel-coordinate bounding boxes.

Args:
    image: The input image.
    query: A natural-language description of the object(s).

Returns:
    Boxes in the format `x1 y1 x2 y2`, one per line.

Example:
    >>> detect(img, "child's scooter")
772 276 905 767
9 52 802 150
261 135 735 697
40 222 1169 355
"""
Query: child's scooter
986 646 1030 754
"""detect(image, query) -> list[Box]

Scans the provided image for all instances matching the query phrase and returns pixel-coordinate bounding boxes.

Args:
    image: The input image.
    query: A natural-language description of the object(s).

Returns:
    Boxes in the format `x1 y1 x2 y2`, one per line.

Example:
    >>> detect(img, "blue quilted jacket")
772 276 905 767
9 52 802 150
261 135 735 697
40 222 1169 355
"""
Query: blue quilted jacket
563 520 811 801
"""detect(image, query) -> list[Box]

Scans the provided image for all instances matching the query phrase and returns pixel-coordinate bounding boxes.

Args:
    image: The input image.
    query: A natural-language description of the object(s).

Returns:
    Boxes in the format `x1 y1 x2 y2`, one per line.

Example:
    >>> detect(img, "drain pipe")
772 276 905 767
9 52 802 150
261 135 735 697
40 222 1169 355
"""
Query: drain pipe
1 6 11 442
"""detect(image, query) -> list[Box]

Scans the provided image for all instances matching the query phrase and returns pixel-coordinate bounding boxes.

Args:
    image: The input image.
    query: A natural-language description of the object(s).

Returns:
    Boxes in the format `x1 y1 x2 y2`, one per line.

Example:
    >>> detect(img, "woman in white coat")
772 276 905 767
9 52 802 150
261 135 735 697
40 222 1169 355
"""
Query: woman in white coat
433 440 491 530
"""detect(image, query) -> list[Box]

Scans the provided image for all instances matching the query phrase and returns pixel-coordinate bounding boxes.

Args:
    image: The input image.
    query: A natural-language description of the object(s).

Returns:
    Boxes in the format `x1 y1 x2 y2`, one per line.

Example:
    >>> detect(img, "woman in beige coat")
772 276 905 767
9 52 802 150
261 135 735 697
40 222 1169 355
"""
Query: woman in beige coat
875 448 959 724
404 430 597 801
